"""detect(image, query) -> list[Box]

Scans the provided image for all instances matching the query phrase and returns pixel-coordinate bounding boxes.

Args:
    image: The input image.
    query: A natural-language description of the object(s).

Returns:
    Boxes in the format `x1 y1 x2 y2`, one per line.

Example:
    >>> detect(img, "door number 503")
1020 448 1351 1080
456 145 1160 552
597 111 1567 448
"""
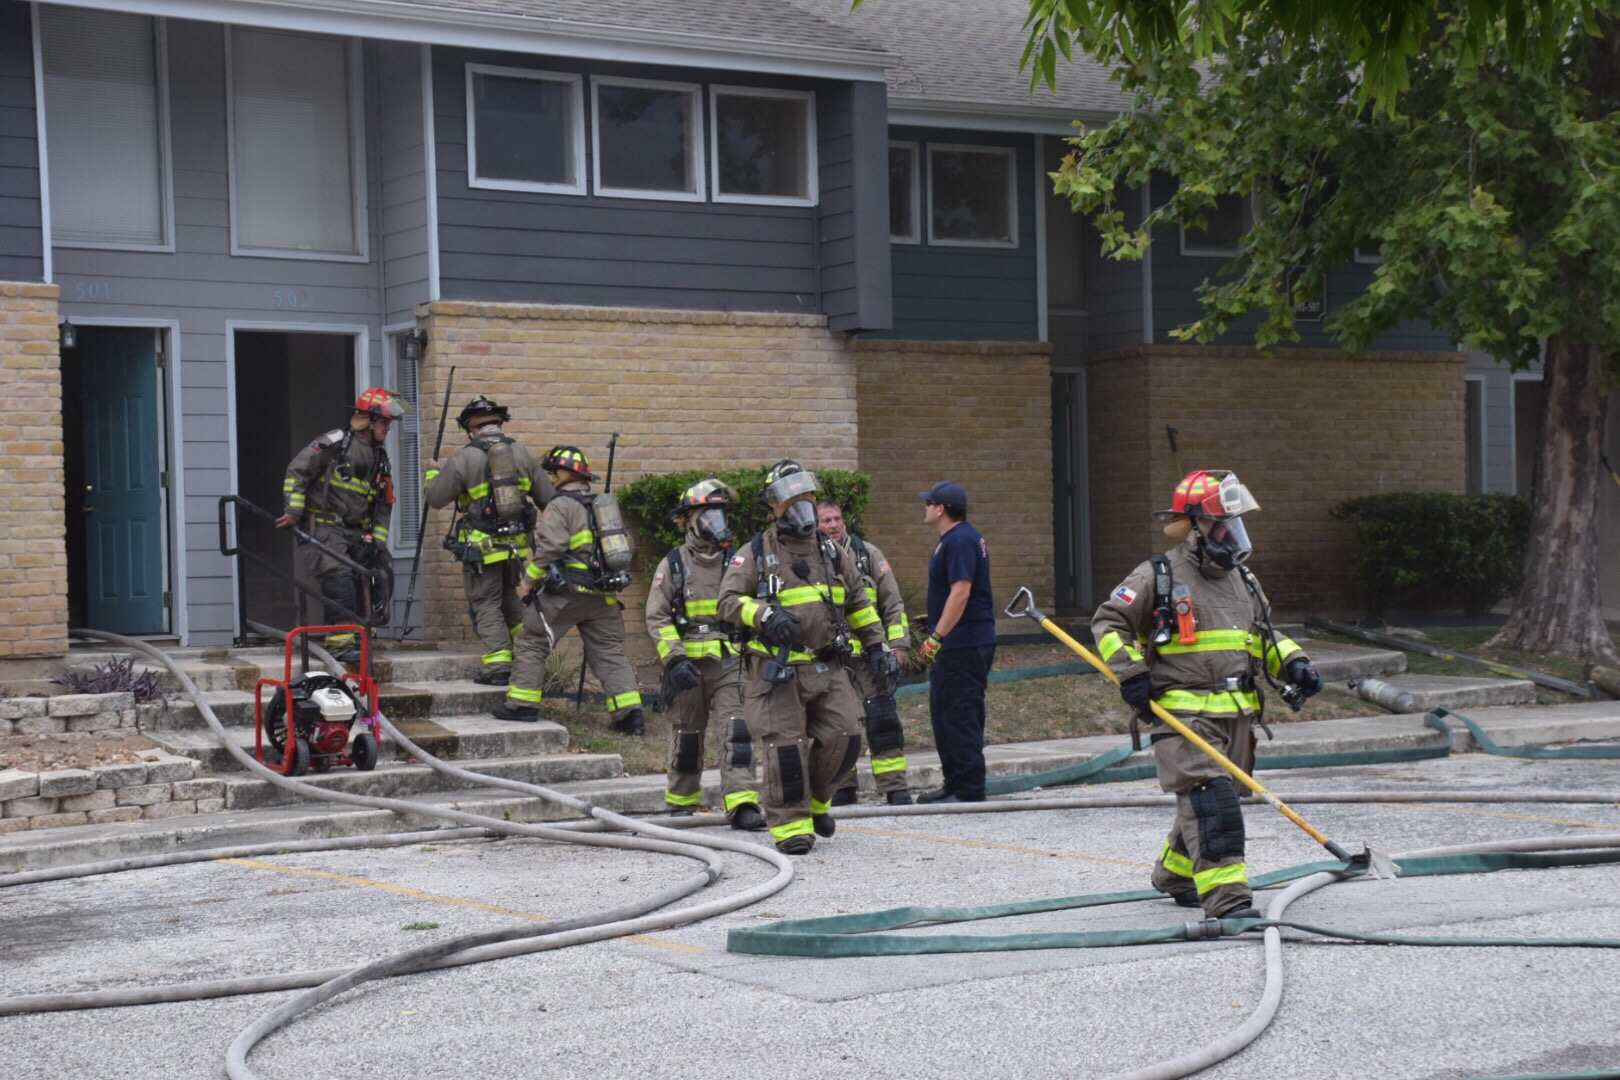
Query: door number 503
273 290 311 310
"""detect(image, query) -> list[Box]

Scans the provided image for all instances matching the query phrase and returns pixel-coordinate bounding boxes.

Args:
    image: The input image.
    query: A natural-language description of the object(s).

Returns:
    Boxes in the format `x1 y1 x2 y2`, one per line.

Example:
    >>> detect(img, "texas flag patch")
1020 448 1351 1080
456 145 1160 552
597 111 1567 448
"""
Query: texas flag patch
653 571 665 585
1115 585 1138 605
730 555 746 567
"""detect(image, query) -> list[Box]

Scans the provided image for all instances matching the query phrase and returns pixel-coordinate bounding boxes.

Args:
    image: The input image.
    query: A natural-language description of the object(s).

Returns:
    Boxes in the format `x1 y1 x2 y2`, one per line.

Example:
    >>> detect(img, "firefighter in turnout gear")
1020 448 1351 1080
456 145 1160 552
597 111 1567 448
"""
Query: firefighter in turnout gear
645 478 766 831
1091 470 1323 921
717 461 893 855
276 388 405 661
496 446 646 733
818 500 913 806
424 397 554 685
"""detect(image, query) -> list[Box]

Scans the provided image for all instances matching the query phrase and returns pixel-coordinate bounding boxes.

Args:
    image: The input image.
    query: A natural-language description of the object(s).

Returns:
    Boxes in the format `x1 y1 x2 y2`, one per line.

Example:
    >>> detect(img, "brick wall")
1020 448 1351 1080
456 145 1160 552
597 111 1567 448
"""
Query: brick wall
414 302 861 655
1086 344 1466 615
853 340 1055 635
0 282 66 659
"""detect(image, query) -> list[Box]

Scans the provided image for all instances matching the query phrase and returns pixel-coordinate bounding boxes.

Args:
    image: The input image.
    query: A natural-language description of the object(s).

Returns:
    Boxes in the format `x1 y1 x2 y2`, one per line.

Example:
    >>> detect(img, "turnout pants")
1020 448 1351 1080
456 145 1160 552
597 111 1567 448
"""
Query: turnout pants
742 655 864 846
1148 712 1256 917
928 644 995 801
836 664 909 797
465 561 524 676
506 591 644 719
297 521 364 651
663 654 758 817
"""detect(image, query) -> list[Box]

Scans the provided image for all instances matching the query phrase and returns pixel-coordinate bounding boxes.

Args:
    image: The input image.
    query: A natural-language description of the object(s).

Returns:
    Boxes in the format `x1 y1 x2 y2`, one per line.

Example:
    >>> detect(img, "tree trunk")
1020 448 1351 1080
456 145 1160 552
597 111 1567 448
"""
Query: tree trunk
1489 334 1617 662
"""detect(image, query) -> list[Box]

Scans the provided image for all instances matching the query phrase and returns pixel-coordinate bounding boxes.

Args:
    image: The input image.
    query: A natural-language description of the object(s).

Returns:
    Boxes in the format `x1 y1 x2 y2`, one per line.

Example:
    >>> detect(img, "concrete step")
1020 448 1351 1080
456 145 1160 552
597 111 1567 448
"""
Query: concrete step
147 716 573 773
57 647 487 696
1299 639 1406 683
137 678 512 732
1356 674 1538 712
217 751 625 810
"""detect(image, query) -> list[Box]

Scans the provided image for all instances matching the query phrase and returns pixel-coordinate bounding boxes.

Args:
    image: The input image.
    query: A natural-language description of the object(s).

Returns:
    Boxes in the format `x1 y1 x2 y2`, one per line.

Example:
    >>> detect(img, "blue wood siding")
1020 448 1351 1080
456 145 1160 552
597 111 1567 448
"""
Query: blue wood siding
876 126 1038 342
378 42 429 325
1149 174 1453 352
435 47 867 314
0 1 44 282
818 80 891 332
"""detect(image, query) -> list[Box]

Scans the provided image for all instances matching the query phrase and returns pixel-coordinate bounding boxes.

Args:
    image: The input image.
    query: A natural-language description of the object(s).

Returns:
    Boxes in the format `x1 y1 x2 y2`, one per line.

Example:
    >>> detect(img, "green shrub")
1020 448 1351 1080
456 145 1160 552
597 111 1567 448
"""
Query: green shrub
617 465 871 565
1329 492 1530 617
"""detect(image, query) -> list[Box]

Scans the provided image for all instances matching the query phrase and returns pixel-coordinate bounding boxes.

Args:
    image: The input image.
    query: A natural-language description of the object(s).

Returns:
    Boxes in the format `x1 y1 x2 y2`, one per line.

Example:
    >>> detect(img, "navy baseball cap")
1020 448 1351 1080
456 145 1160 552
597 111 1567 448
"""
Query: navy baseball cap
917 481 967 511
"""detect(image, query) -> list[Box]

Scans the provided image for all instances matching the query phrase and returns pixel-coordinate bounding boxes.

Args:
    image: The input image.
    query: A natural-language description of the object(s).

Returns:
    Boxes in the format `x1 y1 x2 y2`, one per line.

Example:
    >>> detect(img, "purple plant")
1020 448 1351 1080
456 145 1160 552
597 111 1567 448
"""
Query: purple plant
50 657 168 708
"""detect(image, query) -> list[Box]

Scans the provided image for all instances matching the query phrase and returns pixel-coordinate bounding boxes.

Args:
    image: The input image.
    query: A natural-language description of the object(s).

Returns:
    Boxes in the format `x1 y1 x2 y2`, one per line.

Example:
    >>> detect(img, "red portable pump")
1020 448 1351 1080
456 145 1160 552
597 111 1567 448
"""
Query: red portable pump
254 625 382 777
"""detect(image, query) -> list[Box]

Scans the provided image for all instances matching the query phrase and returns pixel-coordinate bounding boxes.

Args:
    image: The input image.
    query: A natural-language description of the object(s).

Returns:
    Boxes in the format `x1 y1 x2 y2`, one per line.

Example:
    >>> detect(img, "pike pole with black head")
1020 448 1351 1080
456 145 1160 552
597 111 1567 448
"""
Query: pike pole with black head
1004 586 1394 878
577 432 621 711
398 366 456 638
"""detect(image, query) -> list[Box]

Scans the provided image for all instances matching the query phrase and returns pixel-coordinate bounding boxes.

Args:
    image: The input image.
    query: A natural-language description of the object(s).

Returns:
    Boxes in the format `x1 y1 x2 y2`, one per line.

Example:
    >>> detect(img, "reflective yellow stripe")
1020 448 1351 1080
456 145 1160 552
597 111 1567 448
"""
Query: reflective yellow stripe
886 623 907 642
507 687 543 704
746 640 816 663
467 481 491 499
847 605 879 630
282 478 296 491
664 790 702 807
778 584 846 606
569 529 594 549
288 494 307 510
372 526 389 542
739 596 763 628
724 790 760 813
1157 629 1253 657
681 640 728 661
511 624 522 638
1195 862 1249 894
686 599 719 616
1267 637 1303 677
900 613 909 632
1159 841 1195 879
481 649 513 665
864 586 878 603
424 468 440 482
525 562 545 581
323 474 376 498
657 639 676 660
606 691 642 711
1156 689 1260 715
519 477 533 491
809 797 831 815
325 631 356 646
871 756 906 775
771 817 814 842
658 626 682 641
1098 630 1144 663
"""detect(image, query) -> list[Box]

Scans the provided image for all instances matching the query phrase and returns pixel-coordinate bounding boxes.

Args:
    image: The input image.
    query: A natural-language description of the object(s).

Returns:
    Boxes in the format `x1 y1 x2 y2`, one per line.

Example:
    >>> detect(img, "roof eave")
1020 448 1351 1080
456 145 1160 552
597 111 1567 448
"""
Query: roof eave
888 96 1119 135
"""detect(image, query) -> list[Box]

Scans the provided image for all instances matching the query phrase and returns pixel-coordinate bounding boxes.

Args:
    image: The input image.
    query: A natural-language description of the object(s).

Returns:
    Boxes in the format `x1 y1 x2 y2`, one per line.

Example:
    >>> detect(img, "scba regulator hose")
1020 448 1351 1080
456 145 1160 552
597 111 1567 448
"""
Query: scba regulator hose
2 630 1618 1080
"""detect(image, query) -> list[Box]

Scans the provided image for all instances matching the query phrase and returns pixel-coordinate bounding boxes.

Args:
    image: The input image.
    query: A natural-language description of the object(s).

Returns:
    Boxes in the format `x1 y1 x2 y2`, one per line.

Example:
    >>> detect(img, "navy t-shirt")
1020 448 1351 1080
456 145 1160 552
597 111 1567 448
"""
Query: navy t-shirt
927 521 996 650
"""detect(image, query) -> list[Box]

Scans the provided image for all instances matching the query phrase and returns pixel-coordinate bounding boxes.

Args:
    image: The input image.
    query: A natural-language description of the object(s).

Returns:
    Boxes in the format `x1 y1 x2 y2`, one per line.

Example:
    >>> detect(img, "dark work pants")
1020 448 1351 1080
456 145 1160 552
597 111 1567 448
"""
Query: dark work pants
928 644 995 801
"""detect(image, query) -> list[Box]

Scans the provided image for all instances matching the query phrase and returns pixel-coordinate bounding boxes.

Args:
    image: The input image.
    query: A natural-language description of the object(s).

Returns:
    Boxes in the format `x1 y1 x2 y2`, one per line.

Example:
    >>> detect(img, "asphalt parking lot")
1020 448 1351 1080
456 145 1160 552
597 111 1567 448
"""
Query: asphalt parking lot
5 753 1620 1080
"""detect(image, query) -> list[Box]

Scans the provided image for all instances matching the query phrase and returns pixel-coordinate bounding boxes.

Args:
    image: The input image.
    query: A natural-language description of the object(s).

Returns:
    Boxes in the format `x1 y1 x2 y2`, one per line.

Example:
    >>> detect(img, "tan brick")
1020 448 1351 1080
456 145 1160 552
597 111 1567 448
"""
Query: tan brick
115 783 172 807
88 806 144 824
31 811 89 829
60 789 117 812
142 800 197 820
5 795 58 817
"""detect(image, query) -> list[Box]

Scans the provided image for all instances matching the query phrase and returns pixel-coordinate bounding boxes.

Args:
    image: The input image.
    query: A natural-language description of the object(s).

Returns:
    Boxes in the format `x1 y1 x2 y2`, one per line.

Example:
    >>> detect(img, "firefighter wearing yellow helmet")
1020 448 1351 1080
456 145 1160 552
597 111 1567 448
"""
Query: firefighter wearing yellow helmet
275 388 406 660
717 461 893 855
1091 470 1322 921
645 477 765 831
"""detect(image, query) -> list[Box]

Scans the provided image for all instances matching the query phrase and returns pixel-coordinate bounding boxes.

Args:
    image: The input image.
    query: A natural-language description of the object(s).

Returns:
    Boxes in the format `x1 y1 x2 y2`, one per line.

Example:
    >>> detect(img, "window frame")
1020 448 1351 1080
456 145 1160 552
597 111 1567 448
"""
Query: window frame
925 142 1019 249
888 140 920 244
1353 244 1384 264
465 62 587 197
1464 372 1487 495
708 84 818 207
1178 192 1255 259
589 74 705 203
41 11 177 253
225 27 368 262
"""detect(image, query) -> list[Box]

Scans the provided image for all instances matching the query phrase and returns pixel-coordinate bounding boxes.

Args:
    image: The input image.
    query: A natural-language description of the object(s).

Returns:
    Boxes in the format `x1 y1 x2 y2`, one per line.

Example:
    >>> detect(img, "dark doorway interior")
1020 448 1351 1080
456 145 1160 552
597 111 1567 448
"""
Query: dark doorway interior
234 331 355 634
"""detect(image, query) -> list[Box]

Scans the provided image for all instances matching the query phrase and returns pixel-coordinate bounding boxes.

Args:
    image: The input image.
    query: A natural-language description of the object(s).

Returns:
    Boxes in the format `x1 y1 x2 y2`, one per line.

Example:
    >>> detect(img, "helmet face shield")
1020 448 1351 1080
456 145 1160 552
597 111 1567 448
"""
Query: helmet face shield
763 469 820 512
356 387 410 422
1202 516 1252 568
778 497 818 536
1210 474 1259 519
693 507 732 545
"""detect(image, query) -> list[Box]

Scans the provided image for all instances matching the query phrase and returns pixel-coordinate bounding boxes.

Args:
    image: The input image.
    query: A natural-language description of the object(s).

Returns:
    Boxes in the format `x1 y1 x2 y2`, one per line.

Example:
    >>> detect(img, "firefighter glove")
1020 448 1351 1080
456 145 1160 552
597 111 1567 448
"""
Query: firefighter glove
1285 658 1323 699
867 648 899 683
759 606 800 648
665 656 703 694
918 632 944 665
1119 673 1155 717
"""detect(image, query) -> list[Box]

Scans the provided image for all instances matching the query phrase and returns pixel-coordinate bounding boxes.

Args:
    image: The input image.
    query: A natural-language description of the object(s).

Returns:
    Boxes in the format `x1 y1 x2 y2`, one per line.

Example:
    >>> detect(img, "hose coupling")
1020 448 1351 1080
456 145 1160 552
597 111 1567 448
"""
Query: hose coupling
1186 917 1226 941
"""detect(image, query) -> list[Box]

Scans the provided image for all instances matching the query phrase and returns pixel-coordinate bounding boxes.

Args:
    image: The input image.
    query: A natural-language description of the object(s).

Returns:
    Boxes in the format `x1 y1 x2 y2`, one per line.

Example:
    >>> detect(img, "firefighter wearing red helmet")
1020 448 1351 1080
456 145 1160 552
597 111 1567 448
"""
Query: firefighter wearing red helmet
1091 470 1323 921
275 388 408 660
423 397 553 685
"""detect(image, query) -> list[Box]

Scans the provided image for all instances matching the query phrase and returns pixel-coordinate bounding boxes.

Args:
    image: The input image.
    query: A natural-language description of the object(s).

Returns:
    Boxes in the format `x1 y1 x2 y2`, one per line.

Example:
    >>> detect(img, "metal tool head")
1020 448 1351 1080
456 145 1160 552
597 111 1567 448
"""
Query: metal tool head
1004 586 1046 622
1346 846 1401 881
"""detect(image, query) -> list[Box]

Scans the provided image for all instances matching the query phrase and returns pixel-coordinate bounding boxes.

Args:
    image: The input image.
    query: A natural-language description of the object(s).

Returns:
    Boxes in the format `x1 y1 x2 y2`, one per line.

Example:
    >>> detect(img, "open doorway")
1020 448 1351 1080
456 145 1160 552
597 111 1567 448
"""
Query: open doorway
61 326 171 634
233 330 357 634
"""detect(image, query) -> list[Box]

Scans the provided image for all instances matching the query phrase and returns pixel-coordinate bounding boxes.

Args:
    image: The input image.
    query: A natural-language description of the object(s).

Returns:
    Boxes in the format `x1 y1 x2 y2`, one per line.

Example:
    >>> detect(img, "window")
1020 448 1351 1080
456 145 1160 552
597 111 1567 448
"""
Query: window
1354 239 1383 263
928 145 1017 247
388 331 422 552
591 77 702 201
39 8 171 248
889 142 919 243
1465 376 1485 495
1514 375 1544 497
229 29 364 258
467 64 584 194
710 87 816 205
1180 193 1253 256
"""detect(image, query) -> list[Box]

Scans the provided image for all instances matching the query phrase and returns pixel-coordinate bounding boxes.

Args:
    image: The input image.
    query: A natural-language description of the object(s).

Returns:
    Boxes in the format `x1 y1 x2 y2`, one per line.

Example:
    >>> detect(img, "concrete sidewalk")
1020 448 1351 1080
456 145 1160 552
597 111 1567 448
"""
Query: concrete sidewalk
4 699 1619 874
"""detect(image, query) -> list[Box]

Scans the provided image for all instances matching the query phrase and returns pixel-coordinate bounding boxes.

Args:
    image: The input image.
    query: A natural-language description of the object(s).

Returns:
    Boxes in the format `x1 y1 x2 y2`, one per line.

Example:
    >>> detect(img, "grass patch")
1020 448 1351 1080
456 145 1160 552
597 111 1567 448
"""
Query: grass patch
402 921 440 931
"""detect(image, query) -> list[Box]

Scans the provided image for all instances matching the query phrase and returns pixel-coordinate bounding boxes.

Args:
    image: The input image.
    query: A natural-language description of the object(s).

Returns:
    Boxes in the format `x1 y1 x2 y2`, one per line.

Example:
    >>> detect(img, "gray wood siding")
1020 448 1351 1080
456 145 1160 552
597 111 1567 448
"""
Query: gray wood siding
377 42 429 325
51 21 392 645
0 1 44 282
434 47 832 313
1149 174 1454 352
819 79 891 332
1083 183 1145 353
877 126 1039 341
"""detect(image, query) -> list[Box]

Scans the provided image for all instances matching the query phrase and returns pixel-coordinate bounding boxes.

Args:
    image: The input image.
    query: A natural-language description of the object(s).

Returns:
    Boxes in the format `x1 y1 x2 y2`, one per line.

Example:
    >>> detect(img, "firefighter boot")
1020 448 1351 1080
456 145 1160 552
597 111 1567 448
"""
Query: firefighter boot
830 786 858 807
886 790 914 806
812 813 836 838
730 803 767 831
610 708 646 736
491 702 539 723
776 835 814 856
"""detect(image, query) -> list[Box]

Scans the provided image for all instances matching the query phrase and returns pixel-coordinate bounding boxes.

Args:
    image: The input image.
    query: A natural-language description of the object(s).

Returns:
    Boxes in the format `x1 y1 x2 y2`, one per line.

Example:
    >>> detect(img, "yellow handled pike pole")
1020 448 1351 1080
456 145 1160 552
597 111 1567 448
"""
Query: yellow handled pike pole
1005 587 1396 878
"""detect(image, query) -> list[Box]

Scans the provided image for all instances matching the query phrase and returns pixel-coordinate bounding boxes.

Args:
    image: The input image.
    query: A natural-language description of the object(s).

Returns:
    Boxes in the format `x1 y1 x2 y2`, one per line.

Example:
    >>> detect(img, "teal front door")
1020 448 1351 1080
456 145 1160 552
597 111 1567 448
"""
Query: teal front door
81 328 166 633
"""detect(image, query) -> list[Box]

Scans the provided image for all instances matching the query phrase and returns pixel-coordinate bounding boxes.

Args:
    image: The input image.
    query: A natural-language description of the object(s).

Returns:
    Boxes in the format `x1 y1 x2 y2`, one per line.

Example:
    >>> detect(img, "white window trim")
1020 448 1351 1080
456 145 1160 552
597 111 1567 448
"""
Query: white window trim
589 74 704 203
43 14 177 253
1178 192 1255 259
382 320 419 558
709 84 818 207
224 28 369 262
888 139 920 244
1463 372 1487 494
925 142 1019 249
1353 245 1384 264
465 62 586 196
